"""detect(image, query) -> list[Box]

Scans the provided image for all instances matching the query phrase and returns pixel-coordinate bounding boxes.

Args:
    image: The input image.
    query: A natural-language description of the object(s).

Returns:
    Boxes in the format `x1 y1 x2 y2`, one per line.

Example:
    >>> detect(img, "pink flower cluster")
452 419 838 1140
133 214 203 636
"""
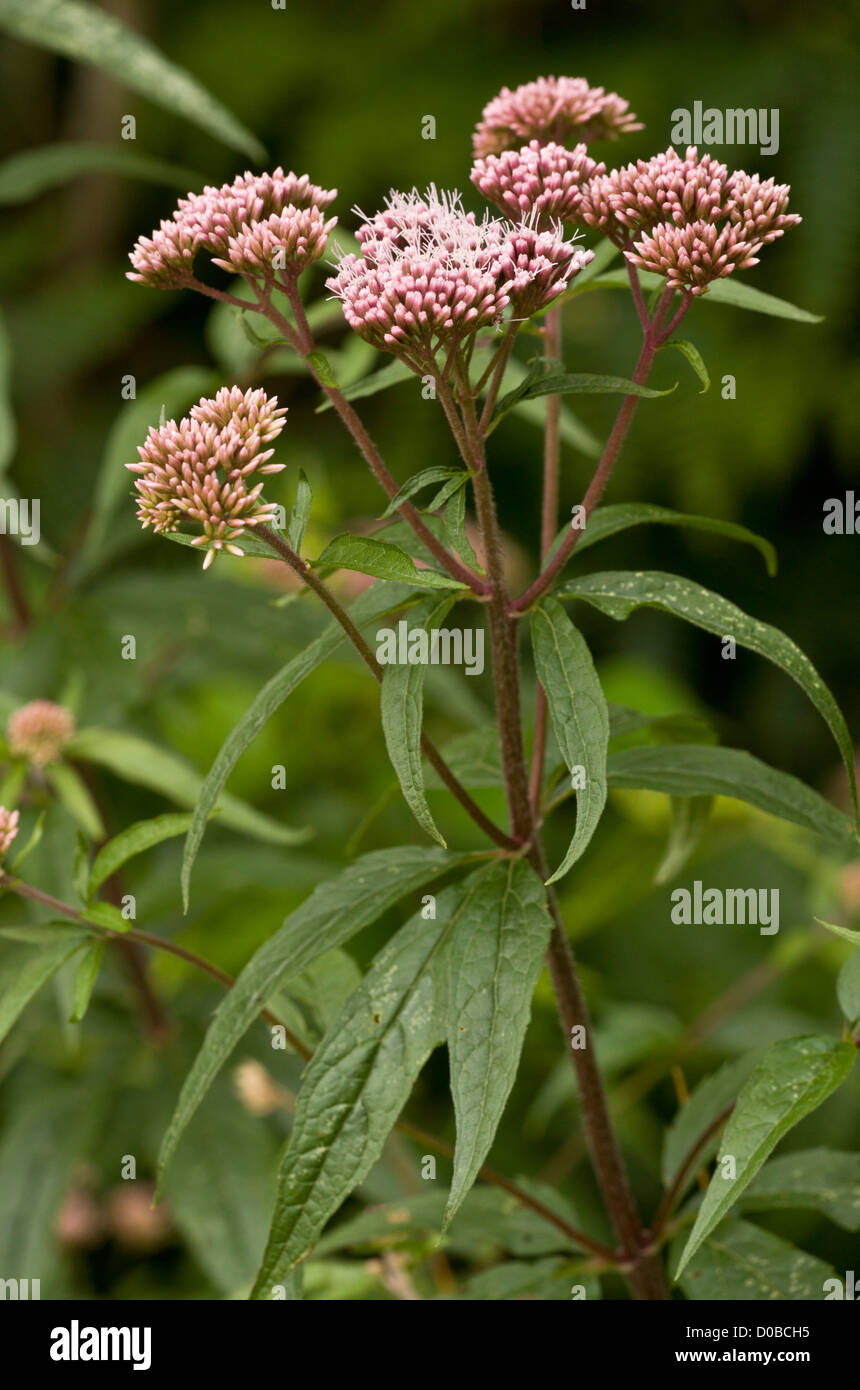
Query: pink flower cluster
7 700 75 766
128 169 337 289
578 146 801 295
128 387 287 568
0 805 19 858
327 187 592 370
471 140 604 225
473 76 642 158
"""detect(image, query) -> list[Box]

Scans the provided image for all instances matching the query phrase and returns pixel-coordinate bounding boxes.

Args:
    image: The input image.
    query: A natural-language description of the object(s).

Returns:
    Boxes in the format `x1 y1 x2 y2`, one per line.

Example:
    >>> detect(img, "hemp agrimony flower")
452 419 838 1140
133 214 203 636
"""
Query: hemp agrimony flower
7 700 75 766
472 75 642 158
470 139 604 225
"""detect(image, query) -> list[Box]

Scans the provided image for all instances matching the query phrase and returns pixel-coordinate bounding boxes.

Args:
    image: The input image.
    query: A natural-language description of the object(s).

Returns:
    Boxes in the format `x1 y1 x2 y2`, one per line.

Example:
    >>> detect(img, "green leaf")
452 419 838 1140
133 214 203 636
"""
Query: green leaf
0 143 202 205
88 812 194 898
0 924 88 944
653 796 713 886
80 900 130 933
287 469 312 556
739 1148 860 1230
444 482 482 571
379 467 463 519
816 918 860 947
7 810 46 872
315 358 413 411
837 951 860 1027
493 372 674 430
306 350 337 388
315 534 464 590
531 599 609 883
0 934 87 1042
560 570 858 825
674 1219 837 1300
0 309 16 475
674 1035 856 1277
606 744 855 849
180 581 420 908
157 846 464 1194
44 761 105 840
551 502 777 576
380 595 457 847
66 727 307 855
73 832 90 904
459 1257 572 1300
474 348 600 456
69 939 105 1023
0 0 265 160
659 338 710 392
162 526 285 562
249 879 481 1297
662 1054 759 1189
445 860 554 1224
585 268 823 323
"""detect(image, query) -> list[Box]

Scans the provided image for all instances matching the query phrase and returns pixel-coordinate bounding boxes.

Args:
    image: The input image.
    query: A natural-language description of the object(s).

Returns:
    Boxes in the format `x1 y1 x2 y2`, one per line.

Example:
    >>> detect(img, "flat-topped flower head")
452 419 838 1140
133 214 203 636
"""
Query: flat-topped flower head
579 147 733 241
625 220 762 295
7 700 75 766
328 188 591 371
726 170 801 244
0 805 19 859
471 140 605 225
128 388 287 569
212 206 337 280
128 169 337 289
473 76 641 159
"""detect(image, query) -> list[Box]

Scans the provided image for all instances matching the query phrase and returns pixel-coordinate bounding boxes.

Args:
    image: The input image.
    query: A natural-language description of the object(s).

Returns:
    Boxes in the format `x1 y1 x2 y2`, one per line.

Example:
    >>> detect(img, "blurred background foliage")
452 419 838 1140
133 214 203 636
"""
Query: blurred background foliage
0 0 857 1299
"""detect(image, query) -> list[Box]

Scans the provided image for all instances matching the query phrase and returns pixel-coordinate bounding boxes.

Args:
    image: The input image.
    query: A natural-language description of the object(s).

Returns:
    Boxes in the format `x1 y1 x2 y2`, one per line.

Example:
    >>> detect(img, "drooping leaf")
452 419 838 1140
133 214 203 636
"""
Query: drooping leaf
0 935 88 1043
584 268 823 323
0 0 265 160
606 744 855 849
249 880 484 1296
69 940 105 1023
0 143 202 205
180 581 421 907
315 534 464 590
560 571 858 825
44 761 105 840
739 1148 860 1230
659 338 710 392
445 859 554 1224
674 1035 856 1277
492 371 674 430
551 502 776 576
531 599 609 883
88 812 195 897
157 846 466 1193
674 1219 837 1300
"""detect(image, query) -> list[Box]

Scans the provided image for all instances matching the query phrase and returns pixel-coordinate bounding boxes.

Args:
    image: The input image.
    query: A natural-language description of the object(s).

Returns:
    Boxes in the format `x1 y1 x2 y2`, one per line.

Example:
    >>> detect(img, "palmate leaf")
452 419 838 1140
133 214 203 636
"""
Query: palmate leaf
157 846 468 1195
249 877 486 1297
673 1219 837 1300
559 570 859 826
0 0 265 160
674 1034 856 1277
531 599 609 883
549 502 776 576
445 860 554 1225
606 744 855 849
380 594 458 846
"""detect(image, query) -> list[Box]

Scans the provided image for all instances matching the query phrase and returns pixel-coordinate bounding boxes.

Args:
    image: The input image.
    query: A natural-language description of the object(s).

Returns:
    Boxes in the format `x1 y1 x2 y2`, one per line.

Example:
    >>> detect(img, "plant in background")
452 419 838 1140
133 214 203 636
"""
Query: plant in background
1 63 858 1303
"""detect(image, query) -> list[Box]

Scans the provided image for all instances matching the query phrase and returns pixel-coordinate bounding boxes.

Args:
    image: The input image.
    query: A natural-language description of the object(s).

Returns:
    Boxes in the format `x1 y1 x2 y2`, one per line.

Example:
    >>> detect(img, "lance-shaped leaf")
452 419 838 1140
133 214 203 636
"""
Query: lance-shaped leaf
315 534 464 590
837 951 860 1027
549 502 776 576
739 1148 860 1230
180 581 421 907
445 859 553 1225
0 143 203 205
380 595 458 846
607 744 855 850
379 467 464 518
531 599 609 883
662 1053 759 1190
249 879 484 1296
492 371 674 430
560 570 858 826
583 268 823 323
69 940 105 1023
156 846 465 1193
0 0 265 160
287 469 313 556
674 1034 856 1278
88 812 195 898
660 338 710 393
673 1219 838 1300
0 935 88 1043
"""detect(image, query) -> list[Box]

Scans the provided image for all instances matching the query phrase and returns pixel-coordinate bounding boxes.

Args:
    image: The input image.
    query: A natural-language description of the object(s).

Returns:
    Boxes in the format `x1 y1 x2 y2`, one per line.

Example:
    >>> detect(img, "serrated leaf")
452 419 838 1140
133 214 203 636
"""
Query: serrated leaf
66 727 307 862
0 0 265 160
88 812 194 897
380 595 457 846
674 1219 837 1300
739 1148 860 1230
287 469 312 556
674 1034 856 1277
157 846 466 1194
249 879 483 1296
69 939 105 1023
531 599 609 883
0 934 88 1042
445 860 554 1225
554 502 776 576
45 761 105 840
607 744 854 849
560 570 858 826
315 534 464 590
662 1054 760 1189
379 467 461 519
0 143 203 205
659 337 710 392
180 581 420 908
837 951 860 1027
